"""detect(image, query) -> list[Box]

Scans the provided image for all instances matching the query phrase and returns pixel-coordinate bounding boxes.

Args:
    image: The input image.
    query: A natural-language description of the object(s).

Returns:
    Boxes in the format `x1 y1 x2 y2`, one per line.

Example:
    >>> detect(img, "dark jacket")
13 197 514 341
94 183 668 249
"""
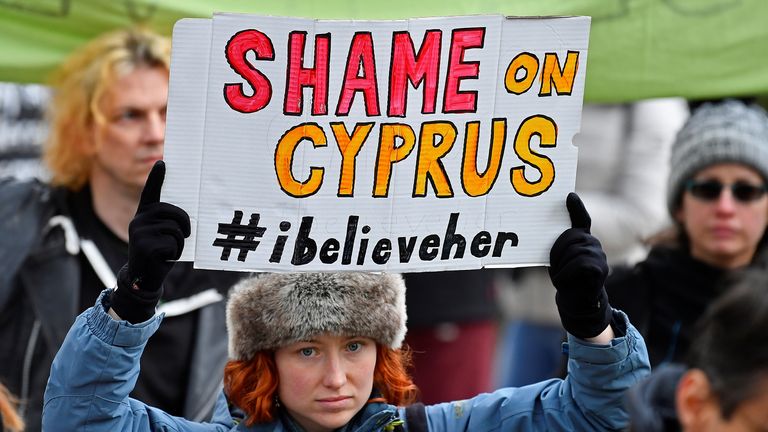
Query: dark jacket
626 363 685 432
0 178 240 431
606 246 729 366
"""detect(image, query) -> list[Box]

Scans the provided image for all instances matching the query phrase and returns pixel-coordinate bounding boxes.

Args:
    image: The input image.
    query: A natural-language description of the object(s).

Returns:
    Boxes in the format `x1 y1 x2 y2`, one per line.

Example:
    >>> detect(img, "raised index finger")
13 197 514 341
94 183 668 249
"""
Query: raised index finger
566 192 591 233
138 160 166 213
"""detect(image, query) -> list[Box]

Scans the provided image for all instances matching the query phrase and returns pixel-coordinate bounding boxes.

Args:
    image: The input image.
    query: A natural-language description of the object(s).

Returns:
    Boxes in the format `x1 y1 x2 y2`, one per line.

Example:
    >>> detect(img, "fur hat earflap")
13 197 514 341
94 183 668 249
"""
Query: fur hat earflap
226 272 407 361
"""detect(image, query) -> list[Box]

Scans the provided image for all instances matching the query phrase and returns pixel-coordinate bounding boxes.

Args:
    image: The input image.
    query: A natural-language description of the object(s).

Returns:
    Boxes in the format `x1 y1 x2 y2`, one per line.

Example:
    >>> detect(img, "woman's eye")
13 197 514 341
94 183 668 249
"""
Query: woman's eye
300 348 315 357
347 342 361 352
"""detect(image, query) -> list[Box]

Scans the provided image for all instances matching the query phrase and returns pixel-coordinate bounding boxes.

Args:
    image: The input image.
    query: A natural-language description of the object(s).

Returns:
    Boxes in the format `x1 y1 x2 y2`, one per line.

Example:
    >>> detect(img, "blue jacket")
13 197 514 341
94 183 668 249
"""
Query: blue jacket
44 291 650 431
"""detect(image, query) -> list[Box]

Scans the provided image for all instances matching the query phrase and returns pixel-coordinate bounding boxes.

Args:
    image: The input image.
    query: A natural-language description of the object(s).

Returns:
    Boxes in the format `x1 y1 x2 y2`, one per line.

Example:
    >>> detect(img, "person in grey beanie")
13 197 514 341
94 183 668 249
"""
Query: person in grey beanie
606 98 768 367
42 162 651 431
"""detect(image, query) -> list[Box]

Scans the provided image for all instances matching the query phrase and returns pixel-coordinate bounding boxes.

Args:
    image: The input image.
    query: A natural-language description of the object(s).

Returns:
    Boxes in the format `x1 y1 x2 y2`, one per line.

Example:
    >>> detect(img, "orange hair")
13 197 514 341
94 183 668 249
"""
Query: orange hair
224 351 279 426
44 26 170 191
0 383 24 432
370 344 419 405
223 344 418 427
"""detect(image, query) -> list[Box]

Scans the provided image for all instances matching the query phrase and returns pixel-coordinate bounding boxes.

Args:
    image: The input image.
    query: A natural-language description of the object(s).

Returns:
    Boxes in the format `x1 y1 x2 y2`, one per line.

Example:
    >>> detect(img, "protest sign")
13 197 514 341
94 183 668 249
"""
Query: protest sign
162 13 589 272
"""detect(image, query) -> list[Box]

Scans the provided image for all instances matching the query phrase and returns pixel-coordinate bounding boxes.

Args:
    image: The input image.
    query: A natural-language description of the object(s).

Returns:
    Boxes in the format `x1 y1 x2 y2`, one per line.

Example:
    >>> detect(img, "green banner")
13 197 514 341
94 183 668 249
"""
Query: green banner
0 0 766 102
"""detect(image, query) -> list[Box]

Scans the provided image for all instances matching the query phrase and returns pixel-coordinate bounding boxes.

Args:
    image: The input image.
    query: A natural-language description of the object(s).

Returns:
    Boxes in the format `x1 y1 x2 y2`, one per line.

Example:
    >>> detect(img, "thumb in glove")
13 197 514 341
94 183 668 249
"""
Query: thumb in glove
111 160 191 323
549 192 612 339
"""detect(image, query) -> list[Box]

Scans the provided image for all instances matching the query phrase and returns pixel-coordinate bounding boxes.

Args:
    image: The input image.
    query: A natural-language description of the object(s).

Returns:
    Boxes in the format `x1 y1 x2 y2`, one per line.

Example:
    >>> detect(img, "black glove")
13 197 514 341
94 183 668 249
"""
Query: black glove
549 192 612 339
110 161 191 323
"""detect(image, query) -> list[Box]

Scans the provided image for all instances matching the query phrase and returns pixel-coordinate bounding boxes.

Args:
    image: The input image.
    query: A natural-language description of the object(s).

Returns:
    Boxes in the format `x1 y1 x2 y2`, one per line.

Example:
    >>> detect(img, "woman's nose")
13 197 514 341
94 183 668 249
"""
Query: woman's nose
714 187 737 214
322 353 347 389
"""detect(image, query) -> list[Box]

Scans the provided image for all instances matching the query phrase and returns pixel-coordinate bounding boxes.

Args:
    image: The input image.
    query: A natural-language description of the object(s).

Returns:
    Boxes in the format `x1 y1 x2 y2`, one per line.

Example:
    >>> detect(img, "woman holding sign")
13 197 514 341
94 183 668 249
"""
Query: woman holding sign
43 161 649 431
607 99 768 367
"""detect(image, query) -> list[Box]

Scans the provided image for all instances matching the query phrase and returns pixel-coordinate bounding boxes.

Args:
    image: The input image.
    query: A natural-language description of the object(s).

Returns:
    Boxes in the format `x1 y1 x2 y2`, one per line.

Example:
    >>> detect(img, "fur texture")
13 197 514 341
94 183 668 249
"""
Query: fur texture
226 272 407 361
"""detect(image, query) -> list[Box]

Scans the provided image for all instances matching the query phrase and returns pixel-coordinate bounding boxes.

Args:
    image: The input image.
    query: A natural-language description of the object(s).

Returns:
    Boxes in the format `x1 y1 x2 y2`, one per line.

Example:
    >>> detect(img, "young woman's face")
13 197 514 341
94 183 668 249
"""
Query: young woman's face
274 334 377 432
675 163 768 269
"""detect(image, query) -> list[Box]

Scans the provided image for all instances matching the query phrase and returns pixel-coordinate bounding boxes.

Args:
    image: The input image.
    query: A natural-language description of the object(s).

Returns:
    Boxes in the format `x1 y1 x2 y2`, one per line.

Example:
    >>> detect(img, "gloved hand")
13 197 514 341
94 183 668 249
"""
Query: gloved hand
110 161 190 323
549 192 612 339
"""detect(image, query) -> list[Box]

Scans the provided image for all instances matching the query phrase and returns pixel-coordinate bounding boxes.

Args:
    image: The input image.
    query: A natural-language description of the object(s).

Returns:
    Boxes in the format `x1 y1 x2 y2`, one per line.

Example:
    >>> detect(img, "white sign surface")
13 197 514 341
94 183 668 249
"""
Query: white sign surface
163 13 590 272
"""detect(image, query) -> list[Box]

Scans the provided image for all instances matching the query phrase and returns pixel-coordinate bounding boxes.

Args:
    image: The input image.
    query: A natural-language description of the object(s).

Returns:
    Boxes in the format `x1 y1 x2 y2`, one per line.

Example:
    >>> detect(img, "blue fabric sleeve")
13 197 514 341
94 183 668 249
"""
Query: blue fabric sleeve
43 290 235 432
414 309 650 431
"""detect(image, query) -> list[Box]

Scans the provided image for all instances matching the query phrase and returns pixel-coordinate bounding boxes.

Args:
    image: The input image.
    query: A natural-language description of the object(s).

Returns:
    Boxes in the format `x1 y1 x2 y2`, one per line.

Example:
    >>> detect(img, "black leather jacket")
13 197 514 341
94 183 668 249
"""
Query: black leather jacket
0 178 238 432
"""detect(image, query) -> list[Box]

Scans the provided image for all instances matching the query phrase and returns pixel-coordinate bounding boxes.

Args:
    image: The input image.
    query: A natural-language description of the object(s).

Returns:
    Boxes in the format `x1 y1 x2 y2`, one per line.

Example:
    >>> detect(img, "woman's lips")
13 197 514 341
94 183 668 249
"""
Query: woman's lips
316 396 353 410
711 226 736 238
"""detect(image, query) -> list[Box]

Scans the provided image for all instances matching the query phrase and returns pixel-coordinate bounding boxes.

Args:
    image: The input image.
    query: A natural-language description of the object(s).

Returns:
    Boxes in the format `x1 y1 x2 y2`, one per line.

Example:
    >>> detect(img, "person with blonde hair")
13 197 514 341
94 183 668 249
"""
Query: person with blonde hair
44 26 170 193
0 28 242 431
43 162 651 431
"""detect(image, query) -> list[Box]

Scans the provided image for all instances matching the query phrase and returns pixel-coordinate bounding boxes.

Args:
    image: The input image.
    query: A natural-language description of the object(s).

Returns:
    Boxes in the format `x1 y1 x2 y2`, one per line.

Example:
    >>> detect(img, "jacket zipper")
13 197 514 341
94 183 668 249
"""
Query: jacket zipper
19 319 41 418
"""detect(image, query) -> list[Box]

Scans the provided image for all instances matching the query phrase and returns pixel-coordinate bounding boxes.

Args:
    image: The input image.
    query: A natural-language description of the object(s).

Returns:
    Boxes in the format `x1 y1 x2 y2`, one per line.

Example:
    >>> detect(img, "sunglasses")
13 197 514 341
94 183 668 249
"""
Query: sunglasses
685 179 768 203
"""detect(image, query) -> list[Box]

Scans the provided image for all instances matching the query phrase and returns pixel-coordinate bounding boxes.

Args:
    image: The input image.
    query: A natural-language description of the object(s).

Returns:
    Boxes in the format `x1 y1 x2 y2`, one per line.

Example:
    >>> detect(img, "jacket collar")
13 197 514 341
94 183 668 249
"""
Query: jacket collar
242 401 400 432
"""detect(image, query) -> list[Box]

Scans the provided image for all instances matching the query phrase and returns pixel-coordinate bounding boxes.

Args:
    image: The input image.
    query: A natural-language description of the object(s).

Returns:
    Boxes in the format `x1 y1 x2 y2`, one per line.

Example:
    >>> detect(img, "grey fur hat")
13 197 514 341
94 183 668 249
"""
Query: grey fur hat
667 99 768 215
226 272 407 361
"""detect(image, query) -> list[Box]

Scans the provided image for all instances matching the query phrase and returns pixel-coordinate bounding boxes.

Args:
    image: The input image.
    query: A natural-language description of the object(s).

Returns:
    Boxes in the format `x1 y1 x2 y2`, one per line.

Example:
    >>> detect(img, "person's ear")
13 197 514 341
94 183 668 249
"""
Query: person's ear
676 369 718 430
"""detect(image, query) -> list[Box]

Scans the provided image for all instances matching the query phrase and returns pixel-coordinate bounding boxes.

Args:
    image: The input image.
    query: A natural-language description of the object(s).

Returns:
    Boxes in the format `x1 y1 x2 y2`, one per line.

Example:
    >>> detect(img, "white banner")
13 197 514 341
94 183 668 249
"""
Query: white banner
163 14 590 272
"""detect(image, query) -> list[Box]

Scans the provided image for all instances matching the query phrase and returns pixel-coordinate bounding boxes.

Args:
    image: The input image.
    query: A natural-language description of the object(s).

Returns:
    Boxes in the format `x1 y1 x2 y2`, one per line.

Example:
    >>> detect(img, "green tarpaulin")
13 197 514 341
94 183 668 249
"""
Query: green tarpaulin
0 0 766 102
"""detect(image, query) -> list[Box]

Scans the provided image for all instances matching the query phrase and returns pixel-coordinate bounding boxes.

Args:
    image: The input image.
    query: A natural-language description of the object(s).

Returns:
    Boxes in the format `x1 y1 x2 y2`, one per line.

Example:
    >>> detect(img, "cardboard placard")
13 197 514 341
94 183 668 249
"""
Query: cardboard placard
163 13 590 272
